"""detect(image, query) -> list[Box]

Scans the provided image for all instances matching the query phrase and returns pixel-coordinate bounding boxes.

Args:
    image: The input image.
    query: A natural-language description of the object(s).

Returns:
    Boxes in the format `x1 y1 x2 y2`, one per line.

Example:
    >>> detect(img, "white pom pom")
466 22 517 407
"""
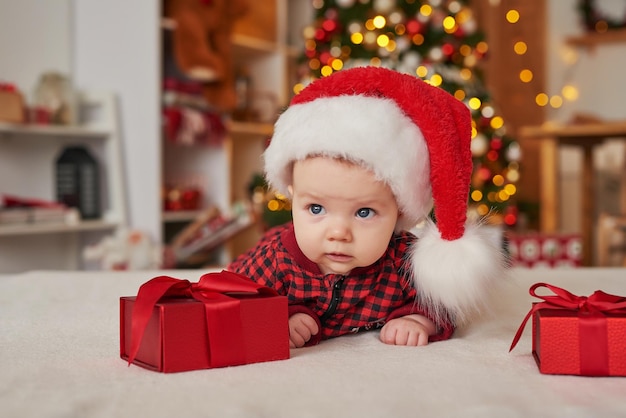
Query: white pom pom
410 219 509 325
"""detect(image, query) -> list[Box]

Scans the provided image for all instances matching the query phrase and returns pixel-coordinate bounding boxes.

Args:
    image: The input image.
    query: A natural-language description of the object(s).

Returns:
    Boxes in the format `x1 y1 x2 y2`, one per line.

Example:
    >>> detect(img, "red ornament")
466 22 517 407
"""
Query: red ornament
406 19 422 35
322 18 337 33
442 43 454 56
490 138 502 150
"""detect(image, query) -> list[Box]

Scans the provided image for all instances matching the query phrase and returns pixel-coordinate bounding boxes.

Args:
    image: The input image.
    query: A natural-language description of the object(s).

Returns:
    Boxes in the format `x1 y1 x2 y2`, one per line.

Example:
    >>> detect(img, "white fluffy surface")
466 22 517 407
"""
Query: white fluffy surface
265 95 432 230
410 220 509 324
2 268 626 418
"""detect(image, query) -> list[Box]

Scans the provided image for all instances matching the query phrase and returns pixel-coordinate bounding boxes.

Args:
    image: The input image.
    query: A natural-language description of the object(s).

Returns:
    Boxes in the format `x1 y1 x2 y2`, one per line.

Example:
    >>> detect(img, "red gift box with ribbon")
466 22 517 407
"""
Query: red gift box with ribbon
120 270 289 372
510 283 626 376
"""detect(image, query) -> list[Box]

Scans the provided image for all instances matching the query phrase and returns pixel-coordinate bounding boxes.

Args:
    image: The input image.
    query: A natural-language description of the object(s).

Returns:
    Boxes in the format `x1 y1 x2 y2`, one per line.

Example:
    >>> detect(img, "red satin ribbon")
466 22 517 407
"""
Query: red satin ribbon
510 282 626 375
127 270 277 368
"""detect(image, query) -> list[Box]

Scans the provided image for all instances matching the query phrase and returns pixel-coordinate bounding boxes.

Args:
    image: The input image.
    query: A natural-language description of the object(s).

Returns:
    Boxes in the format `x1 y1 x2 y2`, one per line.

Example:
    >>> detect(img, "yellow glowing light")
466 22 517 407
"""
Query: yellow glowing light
416 65 428 78
456 9 471 24
507 170 520 182
377 34 390 47
519 69 533 83
430 74 443 86
351 32 364 44
365 19 376 31
454 89 466 100
303 26 316 39
562 84 579 101
498 190 510 201
459 68 472 80
385 39 397 52
364 31 377 45
477 204 489 216
535 93 549 106
305 39 317 50
471 190 483 202
309 59 320 70
506 9 520 23
321 65 333 77
468 97 482 110
471 126 477 138
373 15 386 29
550 95 563 108
490 116 504 130
267 200 280 211
513 41 527 55
412 34 424 45
506 170 519 183
395 24 406 35
331 59 343 71
464 54 477 67
459 45 472 56
293 83 305 95
492 174 505 186
476 41 489 54
420 5 433 16
443 16 457 32
504 184 517 195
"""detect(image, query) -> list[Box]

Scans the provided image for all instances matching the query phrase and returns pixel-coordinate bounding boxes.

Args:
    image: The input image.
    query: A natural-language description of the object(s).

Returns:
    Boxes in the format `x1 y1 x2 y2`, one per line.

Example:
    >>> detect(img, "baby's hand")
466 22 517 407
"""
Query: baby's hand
379 314 436 346
289 313 319 348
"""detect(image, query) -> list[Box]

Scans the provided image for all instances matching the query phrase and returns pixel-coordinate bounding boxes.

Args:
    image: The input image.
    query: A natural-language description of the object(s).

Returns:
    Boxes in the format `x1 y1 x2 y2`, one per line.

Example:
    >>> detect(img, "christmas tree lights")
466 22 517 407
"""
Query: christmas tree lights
296 0 521 225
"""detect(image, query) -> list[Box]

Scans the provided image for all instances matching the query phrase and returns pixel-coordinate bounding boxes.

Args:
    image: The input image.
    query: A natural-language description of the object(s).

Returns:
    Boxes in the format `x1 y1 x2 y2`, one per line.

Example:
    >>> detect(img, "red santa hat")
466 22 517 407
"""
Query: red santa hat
264 66 507 324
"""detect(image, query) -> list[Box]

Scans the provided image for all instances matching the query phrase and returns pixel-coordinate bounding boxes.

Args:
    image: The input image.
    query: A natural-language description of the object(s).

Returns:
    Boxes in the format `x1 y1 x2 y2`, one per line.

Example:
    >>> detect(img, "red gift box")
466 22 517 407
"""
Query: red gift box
507 232 582 268
510 283 626 376
120 270 289 373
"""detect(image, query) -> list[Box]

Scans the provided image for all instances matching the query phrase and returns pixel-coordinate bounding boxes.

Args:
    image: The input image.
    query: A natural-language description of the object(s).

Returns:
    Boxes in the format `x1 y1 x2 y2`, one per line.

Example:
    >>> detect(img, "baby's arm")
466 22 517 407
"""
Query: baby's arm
380 314 436 346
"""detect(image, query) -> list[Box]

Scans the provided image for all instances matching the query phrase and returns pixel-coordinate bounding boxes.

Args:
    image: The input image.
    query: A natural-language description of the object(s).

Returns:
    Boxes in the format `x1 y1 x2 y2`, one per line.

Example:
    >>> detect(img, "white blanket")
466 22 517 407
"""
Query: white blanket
1 267 626 418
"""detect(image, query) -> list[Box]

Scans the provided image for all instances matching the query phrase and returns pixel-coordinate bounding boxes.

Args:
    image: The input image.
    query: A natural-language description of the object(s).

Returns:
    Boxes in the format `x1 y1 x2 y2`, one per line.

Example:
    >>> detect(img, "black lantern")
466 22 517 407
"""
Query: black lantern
55 146 101 219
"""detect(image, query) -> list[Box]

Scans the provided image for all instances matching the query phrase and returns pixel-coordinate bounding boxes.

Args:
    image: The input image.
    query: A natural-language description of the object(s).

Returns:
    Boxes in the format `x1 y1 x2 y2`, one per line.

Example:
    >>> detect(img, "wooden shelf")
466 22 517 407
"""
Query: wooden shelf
0 220 118 236
566 29 626 48
162 210 202 223
0 122 109 139
520 120 626 139
228 120 274 137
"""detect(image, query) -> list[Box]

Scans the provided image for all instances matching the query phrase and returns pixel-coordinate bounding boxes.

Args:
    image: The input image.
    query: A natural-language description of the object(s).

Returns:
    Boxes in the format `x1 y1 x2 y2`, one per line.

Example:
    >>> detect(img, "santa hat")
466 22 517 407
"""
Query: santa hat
264 66 507 324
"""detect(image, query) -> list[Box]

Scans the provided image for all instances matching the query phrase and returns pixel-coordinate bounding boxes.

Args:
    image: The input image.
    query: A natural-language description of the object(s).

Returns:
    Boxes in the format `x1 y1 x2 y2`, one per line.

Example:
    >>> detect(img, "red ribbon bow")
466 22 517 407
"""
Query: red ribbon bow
127 270 277 368
509 282 626 375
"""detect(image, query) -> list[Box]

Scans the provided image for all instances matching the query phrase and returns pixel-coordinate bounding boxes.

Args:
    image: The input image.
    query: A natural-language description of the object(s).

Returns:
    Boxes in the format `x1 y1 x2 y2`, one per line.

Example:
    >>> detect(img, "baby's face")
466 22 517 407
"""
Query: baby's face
289 157 399 275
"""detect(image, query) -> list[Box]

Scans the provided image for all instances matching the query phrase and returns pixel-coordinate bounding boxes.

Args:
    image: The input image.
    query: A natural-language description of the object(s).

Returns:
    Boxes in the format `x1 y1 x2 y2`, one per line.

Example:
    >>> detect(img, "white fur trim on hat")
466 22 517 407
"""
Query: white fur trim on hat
265 95 432 230
411 218 508 324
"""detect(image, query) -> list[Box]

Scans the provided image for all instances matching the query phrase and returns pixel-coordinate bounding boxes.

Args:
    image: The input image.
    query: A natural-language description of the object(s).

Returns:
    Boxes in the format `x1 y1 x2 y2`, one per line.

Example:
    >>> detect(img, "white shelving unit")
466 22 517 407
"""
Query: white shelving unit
0 91 127 272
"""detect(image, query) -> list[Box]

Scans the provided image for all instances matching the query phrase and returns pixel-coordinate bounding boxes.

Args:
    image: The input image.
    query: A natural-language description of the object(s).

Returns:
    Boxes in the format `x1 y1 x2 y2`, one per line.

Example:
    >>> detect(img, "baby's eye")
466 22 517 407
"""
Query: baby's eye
308 204 325 215
356 208 375 219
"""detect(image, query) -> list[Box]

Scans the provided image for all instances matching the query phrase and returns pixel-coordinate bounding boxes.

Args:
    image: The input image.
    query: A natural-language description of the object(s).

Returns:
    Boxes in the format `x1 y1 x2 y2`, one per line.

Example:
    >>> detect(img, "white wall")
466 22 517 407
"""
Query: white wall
0 0 162 244
72 0 161 241
0 0 71 96
547 0 626 232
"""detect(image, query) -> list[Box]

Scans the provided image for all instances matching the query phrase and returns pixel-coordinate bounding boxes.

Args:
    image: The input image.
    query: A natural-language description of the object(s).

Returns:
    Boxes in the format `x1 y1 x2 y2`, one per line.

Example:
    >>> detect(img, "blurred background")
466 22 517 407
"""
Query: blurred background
0 0 625 273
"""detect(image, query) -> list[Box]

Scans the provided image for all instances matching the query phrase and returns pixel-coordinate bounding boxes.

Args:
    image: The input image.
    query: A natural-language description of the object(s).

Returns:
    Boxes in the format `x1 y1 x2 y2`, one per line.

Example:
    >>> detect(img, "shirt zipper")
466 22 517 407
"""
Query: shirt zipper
320 276 345 323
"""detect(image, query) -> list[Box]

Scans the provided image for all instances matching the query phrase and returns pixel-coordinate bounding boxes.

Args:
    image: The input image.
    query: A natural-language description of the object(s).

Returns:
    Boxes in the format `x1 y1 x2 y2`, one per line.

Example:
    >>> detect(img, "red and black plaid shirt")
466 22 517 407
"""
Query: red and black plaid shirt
228 222 454 345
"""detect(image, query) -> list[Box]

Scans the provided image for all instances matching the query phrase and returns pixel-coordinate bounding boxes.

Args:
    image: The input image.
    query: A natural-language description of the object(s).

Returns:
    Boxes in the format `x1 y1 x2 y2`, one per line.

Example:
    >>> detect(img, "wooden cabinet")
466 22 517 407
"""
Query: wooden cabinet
161 0 311 264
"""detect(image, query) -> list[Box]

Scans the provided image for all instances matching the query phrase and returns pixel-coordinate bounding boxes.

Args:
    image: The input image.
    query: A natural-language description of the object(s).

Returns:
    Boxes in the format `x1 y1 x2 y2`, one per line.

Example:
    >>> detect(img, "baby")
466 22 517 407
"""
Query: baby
228 66 506 348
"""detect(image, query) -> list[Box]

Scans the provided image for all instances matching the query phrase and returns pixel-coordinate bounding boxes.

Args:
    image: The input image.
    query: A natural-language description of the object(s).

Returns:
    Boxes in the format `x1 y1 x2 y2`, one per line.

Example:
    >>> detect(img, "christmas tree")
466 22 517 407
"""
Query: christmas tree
295 0 521 226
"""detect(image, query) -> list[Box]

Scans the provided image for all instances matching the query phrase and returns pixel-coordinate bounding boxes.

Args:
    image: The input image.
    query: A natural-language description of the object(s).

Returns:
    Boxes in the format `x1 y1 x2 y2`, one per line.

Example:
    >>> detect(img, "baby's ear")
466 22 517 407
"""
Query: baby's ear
287 185 294 196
